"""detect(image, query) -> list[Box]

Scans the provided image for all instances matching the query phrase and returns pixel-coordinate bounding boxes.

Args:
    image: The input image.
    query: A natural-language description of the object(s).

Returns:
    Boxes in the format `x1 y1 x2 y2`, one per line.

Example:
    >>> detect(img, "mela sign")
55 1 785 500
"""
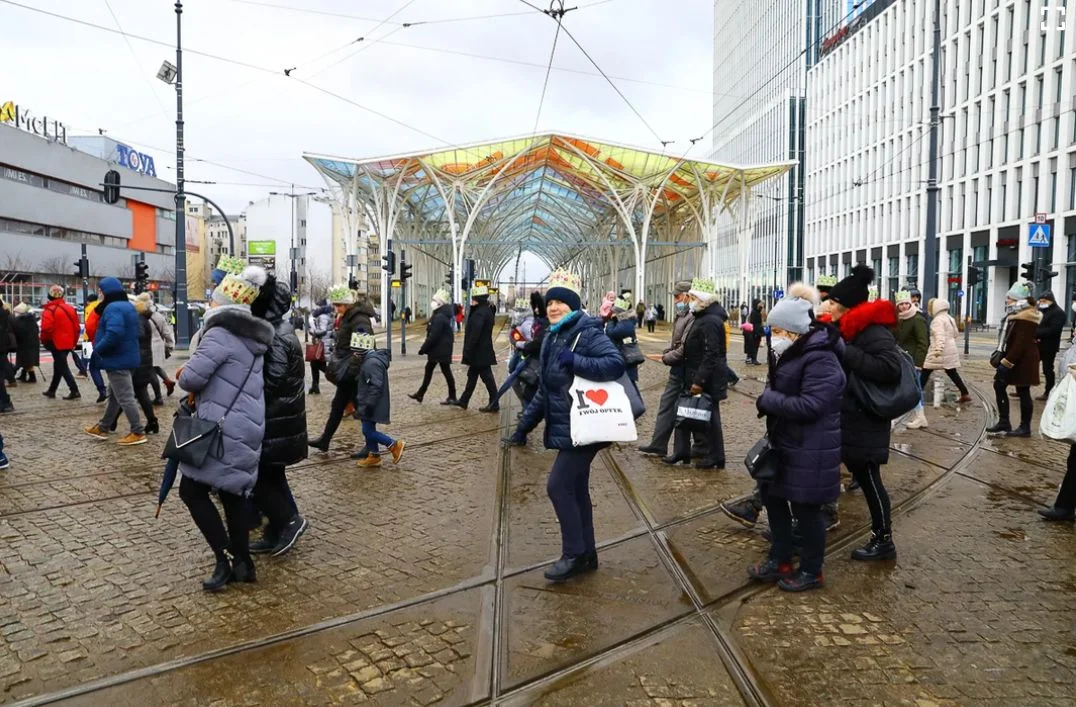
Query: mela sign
0 100 68 143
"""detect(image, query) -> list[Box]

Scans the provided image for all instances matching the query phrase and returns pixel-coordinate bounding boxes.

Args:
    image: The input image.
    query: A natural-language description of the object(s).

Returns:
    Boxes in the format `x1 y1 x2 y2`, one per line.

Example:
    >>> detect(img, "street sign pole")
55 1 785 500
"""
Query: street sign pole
400 249 406 356
386 238 392 358
964 255 972 356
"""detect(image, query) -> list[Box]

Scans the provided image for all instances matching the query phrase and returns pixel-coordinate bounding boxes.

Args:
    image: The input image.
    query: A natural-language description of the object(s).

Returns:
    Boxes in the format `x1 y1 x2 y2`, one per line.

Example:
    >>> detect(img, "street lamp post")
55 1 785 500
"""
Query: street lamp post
160 1 190 347
269 188 317 297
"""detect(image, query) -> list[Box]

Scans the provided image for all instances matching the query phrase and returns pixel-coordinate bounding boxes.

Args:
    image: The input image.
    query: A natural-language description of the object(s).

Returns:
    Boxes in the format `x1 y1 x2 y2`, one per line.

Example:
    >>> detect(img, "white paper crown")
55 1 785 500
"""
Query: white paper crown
547 269 581 294
350 332 376 350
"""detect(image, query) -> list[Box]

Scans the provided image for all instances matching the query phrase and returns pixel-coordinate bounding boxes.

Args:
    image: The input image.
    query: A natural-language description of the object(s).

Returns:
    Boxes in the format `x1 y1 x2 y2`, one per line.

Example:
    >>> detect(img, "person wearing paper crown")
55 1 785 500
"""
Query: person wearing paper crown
667 277 729 469
308 284 375 452
506 270 626 582
603 293 642 386
172 266 274 591
448 282 499 412
987 281 1042 437
893 290 929 430
410 287 458 405
350 332 405 469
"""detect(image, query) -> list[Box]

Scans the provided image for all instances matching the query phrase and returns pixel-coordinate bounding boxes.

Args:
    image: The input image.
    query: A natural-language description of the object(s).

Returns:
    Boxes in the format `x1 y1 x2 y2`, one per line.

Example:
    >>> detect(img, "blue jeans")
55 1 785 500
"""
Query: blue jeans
88 352 106 395
361 420 394 454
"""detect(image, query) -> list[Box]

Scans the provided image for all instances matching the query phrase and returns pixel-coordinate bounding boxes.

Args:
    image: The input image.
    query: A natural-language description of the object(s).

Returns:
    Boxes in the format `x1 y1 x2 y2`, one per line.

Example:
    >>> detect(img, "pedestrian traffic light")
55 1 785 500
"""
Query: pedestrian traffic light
103 169 121 205
73 256 88 279
465 258 476 285
382 251 396 275
1020 262 1036 283
134 260 149 294
967 265 981 288
445 267 454 286
400 260 412 281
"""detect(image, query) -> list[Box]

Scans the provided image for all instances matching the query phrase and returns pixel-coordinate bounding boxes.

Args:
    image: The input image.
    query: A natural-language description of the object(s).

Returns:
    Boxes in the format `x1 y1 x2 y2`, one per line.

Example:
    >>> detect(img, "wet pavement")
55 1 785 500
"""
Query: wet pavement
0 331 1073 705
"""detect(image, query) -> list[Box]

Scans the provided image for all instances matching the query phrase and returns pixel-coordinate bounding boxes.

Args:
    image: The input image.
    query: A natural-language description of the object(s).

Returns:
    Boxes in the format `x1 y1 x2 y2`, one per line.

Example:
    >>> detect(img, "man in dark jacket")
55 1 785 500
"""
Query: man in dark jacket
669 278 728 469
84 277 145 445
451 285 498 412
1036 290 1066 399
0 300 13 412
249 269 309 556
410 288 457 404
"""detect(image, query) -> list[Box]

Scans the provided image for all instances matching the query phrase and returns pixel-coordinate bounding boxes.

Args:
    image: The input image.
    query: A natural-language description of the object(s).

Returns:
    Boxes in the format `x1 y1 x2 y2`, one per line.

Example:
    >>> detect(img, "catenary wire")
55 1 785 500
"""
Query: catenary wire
100 0 169 115
531 2 566 135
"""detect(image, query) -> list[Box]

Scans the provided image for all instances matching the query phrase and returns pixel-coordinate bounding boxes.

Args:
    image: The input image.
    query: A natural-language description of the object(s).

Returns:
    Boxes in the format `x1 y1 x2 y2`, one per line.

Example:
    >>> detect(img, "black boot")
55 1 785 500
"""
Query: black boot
1005 426 1031 438
27 371 37 384
440 398 459 406
479 403 500 413
543 555 588 581
202 555 232 591
350 446 370 460
851 532 896 561
308 385 320 395
62 391 81 400
250 526 280 554
308 437 330 452
408 392 424 403
144 418 160 435
231 556 257 584
583 550 599 572
986 420 1012 434
17 369 27 382
662 455 691 466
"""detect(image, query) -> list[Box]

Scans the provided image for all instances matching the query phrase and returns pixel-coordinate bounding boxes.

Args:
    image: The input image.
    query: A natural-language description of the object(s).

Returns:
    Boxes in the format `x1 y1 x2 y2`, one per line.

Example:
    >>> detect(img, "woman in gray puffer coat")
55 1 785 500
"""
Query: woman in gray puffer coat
177 270 274 591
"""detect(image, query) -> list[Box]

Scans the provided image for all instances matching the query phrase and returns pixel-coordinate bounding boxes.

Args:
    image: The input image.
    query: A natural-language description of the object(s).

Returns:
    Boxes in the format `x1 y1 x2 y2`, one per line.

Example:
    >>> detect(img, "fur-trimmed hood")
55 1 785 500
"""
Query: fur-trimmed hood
201 304 274 353
838 298 897 342
1006 306 1043 325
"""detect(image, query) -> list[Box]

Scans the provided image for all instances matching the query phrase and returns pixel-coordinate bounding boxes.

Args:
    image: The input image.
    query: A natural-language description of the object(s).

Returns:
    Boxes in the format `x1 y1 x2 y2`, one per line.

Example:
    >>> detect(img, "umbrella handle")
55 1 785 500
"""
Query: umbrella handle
155 504 162 519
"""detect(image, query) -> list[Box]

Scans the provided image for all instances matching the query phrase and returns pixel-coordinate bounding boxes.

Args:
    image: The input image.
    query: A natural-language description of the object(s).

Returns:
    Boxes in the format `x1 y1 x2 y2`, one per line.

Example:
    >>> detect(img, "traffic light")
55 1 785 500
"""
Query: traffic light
382 250 396 275
134 259 149 294
103 169 121 205
1020 262 1036 283
967 265 981 288
400 260 413 281
465 259 476 285
73 257 88 279
445 267 454 286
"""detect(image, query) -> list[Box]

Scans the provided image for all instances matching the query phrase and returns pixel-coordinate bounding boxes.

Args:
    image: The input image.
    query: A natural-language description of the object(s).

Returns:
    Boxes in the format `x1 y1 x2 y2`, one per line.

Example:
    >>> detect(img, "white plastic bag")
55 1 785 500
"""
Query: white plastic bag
568 375 638 446
1039 374 1076 443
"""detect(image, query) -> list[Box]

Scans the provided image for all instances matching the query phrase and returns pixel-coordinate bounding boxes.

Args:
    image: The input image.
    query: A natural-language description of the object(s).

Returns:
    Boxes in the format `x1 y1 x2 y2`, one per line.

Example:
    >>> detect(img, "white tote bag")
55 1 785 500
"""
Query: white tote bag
1040 373 1076 443
567 333 638 446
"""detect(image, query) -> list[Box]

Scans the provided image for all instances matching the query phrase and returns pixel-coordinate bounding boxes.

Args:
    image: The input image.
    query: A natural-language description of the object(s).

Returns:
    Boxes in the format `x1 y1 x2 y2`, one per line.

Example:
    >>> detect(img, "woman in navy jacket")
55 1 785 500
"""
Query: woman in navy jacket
749 287 845 593
508 271 625 582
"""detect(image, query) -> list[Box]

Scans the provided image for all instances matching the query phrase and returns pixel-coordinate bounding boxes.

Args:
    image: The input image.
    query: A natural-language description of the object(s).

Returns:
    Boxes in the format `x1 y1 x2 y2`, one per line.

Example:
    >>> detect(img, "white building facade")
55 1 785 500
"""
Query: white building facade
805 0 1076 324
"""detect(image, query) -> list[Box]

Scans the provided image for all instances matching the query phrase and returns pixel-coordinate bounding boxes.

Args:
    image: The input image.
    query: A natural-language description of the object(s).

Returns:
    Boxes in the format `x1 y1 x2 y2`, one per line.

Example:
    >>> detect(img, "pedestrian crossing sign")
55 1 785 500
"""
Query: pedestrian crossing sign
1028 223 1051 248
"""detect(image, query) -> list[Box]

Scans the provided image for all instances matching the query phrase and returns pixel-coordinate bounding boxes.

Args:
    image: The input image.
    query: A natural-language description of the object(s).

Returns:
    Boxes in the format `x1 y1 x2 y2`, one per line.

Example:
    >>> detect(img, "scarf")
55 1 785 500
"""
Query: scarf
548 310 581 333
897 303 918 321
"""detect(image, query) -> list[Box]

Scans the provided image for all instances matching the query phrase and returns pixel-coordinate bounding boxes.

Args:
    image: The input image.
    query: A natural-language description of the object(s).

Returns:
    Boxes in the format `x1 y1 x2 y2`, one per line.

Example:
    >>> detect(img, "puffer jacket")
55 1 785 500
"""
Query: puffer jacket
1036 302 1066 356
94 292 141 371
838 298 903 465
334 300 376 360
517 314 626 450
310 305 335 357
355 349 391 424
419 304 455 363
924 298 961 370
998 306 1042 387
895 310 928 367
757 324 846 505
605 312 640 382
177 305 274 496
253 277 308 466
41 298 81 351
683 302 729 401
462 301 496 367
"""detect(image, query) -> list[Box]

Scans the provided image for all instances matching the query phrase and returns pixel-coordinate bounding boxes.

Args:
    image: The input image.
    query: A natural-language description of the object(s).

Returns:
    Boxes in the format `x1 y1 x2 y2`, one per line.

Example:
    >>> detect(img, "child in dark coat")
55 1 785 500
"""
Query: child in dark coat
351 333 405 469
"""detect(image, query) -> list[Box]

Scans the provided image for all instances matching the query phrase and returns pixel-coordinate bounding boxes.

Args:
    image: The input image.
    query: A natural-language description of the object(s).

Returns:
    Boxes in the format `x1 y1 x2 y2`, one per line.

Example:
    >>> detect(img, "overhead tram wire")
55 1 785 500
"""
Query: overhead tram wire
101 0 169 115
292 0 418 77
531 1 567 135
219 0 616 25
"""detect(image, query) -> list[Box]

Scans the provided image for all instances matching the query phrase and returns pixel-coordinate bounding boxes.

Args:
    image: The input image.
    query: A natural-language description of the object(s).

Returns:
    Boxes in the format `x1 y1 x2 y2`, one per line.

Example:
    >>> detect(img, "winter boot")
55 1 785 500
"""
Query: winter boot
1037 506 1076 521
308 384 320 395
144 418 160 435
408 392 424 403
250 526 280 554
202 554 232 591
778 570 824 592
851 532 896 561
308 437 330 453
986 420 1012 434
720 497 763 528
357 453 382 469
27 371 37 384
231 556 257 584
905 407 928 429
1005 426 1032 438
388 440 405 464
543 555 588 582
747 557 795 583
17 369 27 382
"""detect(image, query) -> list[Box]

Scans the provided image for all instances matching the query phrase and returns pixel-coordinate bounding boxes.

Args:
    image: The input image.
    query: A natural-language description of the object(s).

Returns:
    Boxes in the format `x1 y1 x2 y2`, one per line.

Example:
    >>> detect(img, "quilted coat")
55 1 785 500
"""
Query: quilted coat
41 298 81 352
837 298 903 465
177 305 274 496
894 311 928 367
355 349 392 424
462 301 496 367
148 308 175 368
252 277 308 466
419 303 455 363
757 324 845 504
923 298 961 371
517 314 626 450
683 302 729 402
93 291 141 371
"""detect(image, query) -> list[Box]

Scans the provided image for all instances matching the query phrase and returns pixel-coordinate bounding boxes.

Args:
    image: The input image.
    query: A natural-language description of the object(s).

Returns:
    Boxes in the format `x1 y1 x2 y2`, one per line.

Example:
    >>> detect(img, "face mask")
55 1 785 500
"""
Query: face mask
1039 302 1051 310
1005 300 1028 314
689 300 705 313
770 336 794 359
675 301 688 314
430 301 441 312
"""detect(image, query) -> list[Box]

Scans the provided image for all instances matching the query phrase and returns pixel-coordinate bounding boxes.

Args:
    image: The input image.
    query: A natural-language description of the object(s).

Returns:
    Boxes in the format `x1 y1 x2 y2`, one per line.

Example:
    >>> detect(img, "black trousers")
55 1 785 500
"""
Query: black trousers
846 459 891 535
646 320 656 333
744 336 760 362
673 398 724 464
46 348 79 396
253 462 297 533
459 365 497 406
309 360 328 388
920 368 969 396
994 377 1033 427
321 380 358 443
179 475 250 562
1042 347 1059 393
760 486 826 576
417 359 457 399
1054 445 1076 511
547 445 601 558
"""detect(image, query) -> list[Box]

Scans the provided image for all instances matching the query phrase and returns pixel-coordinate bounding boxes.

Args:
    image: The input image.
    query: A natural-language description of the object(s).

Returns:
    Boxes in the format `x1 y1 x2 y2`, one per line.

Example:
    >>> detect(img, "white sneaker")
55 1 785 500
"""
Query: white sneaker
905 409 928 429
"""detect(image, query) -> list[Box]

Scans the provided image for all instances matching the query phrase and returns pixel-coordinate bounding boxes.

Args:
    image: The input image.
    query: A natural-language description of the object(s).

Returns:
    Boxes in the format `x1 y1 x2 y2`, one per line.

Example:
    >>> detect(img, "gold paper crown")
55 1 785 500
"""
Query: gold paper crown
893 290 911 303
816 274 838 287
613 296 631 311
217 273 259 305
547 269 581 294
690 277 716 295
216 254 247 276
350 332 376 350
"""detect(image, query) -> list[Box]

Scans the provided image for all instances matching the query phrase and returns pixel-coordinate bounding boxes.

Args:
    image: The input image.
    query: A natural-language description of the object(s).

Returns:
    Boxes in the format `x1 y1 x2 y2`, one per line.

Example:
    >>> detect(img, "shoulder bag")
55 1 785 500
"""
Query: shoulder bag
305 340 325 362
162 358 256 467
744 434 780 483
847 348 922 420
617 337 647 367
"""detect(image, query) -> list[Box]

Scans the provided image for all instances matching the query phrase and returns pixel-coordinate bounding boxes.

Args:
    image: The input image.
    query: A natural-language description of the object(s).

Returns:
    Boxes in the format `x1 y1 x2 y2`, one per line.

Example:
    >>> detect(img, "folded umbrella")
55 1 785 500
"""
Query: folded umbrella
492 357 530 404
155 458 179 518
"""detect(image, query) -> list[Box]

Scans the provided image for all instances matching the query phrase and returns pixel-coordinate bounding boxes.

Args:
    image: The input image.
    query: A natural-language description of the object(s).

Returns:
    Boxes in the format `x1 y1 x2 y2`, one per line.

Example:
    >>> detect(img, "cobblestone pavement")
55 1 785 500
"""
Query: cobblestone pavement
0 327 1073 705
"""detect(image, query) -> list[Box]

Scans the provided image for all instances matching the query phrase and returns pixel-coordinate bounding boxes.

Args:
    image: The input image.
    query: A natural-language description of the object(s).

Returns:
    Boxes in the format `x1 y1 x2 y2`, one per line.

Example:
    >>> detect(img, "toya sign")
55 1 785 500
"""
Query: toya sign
115 143 157 177
0 100 67 143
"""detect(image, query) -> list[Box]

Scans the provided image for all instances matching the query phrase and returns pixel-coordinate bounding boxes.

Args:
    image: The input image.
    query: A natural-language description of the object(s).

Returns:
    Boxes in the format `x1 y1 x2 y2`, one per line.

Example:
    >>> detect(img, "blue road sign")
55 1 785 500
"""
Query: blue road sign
1028 223 1051 248
957 289 965 298
773 289 784 300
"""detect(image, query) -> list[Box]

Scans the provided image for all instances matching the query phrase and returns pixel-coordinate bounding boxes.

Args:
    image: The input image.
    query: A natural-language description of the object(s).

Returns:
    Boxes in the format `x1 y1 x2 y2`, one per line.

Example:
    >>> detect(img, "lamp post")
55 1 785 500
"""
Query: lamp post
269 188 317 296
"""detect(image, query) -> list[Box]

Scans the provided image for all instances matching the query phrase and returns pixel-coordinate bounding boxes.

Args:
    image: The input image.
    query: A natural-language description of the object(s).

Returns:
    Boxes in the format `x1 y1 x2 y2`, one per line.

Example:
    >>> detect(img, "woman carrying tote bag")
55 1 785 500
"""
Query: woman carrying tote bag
506 270 625 582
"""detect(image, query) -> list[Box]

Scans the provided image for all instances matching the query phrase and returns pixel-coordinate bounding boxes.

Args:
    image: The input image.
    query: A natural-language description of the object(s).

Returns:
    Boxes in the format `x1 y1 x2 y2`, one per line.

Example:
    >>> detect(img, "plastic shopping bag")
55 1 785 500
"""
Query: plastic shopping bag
568 374 638 446
1040 374 1076 443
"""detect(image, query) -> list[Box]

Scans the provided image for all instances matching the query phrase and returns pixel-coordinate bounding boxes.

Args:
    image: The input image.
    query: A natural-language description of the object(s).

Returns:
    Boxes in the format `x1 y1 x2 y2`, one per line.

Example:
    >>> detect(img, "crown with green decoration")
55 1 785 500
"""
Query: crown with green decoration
547 269 581 294
350 332 376 351
689 277 716 295
613 296 631 311
470 284 489 298
328 284 355 305
432 288 450 304
215 254 247 276
868 286 879 302
894 290 911 303
816 274 838 289
514 298 529 310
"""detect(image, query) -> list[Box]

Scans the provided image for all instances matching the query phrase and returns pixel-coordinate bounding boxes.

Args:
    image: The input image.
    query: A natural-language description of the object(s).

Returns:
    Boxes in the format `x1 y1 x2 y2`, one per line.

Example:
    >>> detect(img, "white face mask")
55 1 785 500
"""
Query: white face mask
1039 302 1051 310
770 336 795 359
689 299 705 313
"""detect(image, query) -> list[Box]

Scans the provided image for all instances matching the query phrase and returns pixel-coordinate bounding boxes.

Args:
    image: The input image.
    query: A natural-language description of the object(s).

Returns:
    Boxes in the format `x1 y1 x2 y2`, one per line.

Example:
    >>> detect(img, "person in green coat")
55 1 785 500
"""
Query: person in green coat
894 290 928 429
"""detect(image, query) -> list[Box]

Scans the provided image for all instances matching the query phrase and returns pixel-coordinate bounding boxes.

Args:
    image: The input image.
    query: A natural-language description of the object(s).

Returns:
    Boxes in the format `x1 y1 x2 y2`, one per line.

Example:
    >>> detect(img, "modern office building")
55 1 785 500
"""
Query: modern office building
805 0 1075 324
0 119 177 305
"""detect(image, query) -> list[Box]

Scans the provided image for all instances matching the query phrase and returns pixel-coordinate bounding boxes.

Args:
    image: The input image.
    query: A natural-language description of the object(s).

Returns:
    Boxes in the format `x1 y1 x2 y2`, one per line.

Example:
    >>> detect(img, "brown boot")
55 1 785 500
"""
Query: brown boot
388 440 405 464
357 454 382 469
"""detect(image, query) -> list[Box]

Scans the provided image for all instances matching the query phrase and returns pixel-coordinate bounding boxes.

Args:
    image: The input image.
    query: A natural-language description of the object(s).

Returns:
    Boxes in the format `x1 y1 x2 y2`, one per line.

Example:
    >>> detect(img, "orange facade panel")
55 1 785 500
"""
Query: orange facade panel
127 200 158 252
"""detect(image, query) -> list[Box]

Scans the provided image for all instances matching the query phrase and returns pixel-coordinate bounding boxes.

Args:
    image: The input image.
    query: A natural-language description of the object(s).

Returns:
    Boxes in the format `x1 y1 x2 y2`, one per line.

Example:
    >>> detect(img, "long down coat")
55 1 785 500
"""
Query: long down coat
177 305 274 496
757 324 845 505
355 349 392 424
998 306 1042 387
253 278 309 466
517 314 626 450
419 303 455 363
923 298 961 371
683 301 730 402
12 312 40 369
462 301 496 367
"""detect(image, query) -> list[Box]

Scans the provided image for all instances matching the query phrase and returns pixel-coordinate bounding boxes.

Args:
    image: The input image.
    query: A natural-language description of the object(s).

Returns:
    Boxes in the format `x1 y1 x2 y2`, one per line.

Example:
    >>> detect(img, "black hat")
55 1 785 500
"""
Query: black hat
828 265 875 309
1040 290 1056 302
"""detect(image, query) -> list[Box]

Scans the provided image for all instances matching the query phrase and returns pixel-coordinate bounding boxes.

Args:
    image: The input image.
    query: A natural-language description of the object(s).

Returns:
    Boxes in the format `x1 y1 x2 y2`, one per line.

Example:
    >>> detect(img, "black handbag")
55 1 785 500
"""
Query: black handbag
517 357 540 387
327 350 364 385
744 434 780 483
846 348 922 419
162 359 256 467
675 391 713 431
989 349 1004 368
618 339 646 367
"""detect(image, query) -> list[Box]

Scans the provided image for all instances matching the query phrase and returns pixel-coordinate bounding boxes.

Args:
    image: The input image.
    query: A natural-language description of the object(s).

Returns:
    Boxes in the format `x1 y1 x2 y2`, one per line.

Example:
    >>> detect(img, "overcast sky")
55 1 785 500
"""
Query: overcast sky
2 0 714 276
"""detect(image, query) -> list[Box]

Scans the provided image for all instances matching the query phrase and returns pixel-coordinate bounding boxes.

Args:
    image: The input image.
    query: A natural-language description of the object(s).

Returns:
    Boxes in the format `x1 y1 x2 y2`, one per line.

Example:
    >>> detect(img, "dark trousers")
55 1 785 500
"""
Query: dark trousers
0 375 10 408
253 462 297 533
459 365 497 406
846 459 891 535
71 351 86 373
321 380 358 443
673 397 724 464
761 486 826 576
920 368 969 396
646 320 656 333
2 356 15 383
179 475 251 563
994 377 1033 427
309 360 328 388
1054 445 1076 511
417 359 456 399
745 335 760 362
1042 347 1059 393
547 445 601 558
46 348 79 396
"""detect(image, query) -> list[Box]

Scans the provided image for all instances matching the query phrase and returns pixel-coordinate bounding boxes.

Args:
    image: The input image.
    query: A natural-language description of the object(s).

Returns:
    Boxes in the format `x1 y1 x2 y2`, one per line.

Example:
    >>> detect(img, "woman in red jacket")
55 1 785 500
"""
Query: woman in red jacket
40 285 82 400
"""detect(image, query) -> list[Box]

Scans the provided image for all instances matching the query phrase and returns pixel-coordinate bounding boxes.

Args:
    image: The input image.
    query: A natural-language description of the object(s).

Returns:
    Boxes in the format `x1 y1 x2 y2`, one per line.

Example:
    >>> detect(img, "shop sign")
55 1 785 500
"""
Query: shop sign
0 100 68 143
115 143 157 177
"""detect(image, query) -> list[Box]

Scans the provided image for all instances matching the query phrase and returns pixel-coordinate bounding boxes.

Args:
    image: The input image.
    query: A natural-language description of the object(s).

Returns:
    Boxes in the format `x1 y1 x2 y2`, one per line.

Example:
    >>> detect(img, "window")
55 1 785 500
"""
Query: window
1051 166 1058 212
1 165 46 188
888 256 900 298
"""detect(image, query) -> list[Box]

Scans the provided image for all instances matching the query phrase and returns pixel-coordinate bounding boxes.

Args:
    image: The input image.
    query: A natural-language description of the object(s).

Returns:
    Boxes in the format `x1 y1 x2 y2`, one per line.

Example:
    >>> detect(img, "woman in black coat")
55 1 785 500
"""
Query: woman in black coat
745 300 764 365
249 270 309 556
822 266 903 562
410 290 457 404
132 301 160 434
11 304 40 382
452 289 498 412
